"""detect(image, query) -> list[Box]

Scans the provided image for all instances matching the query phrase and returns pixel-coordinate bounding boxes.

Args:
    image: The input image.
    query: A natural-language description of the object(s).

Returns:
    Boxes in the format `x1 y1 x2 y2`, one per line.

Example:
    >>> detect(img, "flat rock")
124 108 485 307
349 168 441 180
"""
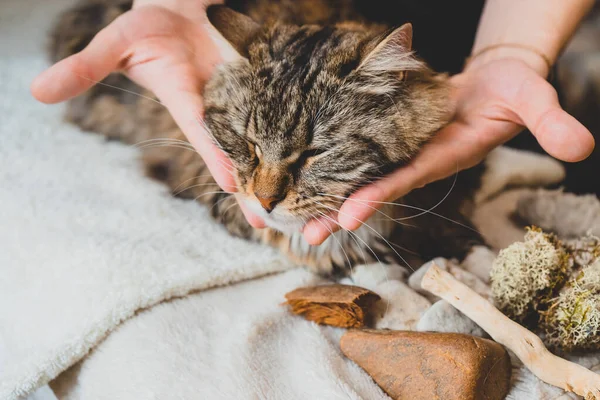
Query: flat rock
416 300 488 338
285 284 380 328
340 330 511 400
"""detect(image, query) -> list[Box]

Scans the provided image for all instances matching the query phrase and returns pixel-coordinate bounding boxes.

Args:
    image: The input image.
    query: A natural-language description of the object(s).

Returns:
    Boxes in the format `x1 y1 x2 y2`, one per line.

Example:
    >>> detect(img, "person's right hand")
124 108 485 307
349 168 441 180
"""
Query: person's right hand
30 1 266 227
302 57 595 245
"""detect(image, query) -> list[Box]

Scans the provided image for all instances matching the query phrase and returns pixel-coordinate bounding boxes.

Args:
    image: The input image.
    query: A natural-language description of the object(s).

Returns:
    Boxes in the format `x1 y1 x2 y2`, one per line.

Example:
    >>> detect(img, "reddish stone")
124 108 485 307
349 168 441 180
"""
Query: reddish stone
340 330 511 400
285 284 380 328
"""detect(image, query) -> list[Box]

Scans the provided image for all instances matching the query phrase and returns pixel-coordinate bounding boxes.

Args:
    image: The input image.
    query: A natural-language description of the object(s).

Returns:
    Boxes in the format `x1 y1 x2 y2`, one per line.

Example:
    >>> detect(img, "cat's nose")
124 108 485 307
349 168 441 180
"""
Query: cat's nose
254 193 283 213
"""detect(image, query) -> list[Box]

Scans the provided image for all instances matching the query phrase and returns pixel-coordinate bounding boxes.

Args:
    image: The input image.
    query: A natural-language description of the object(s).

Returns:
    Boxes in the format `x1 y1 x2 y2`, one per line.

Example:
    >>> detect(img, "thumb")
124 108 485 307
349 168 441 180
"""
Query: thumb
513 73 595 162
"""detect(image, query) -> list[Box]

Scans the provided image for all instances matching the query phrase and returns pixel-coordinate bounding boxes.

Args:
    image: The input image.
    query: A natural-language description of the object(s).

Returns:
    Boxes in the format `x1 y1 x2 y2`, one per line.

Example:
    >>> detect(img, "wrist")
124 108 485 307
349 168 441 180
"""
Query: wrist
465 45 551 78
466 0 595 79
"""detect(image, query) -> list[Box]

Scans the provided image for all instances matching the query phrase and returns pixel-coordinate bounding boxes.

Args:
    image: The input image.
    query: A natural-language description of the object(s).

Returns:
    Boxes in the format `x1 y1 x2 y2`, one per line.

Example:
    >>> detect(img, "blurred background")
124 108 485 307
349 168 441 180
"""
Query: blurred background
511 1 600 196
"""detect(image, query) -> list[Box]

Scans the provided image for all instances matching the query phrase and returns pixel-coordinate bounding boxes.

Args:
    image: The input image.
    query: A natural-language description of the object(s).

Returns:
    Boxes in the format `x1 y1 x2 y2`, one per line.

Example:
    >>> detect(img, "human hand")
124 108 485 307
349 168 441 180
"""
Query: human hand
30 0 265 227
303 57 595 245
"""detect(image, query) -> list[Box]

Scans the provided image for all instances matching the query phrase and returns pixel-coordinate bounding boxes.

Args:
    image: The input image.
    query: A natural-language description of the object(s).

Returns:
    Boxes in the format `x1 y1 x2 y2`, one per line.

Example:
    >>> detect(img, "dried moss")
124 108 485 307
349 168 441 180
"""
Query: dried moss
492 229 600 351
564 234 600 268
543 259 600 351
490 228 570 323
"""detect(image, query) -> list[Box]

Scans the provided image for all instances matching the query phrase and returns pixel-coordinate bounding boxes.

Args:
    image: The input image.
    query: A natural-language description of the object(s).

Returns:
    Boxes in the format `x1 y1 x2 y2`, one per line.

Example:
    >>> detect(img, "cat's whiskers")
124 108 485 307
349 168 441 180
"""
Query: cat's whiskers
394 169 458 221
344 228 369 273
192 190 228 203
193 110 229 153
315 210 391 315
317 172 481 235
345 228 393 316
320 164 458 221
134 137 193 146
134 139 195 149
172 174 224 193
173 182 231 196
132 138 197 154
215 158 236 176
394 202 481 234
135 144 197 153
223 201 238 217
208 194 231 214
74 74 164 106
313 210 354 277
389 241 420 256
70 76 235 172
315 201 415 273
316 194 416 229
228 73 251 110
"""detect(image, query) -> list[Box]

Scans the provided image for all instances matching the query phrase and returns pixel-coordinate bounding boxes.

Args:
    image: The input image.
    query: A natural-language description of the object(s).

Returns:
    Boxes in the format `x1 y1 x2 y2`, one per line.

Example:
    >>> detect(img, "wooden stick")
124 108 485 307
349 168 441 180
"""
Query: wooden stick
421 264 600 400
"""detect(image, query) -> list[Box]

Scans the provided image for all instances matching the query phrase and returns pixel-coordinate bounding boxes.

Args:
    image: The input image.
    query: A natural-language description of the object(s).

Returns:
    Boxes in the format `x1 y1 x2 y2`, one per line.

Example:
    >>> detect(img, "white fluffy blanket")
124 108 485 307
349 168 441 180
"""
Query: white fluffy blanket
1 1 598 400
0 1 289 398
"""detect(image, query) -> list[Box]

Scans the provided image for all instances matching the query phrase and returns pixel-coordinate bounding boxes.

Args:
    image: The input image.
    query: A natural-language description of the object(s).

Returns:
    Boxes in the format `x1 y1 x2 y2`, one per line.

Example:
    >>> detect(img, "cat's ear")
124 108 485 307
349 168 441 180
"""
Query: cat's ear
358 23 419 76
206 5 260 59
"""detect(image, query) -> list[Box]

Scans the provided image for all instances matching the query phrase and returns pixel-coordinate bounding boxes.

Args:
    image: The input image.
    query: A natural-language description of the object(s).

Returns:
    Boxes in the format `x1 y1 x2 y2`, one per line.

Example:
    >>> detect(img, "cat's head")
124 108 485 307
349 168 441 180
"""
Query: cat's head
203 6 451 234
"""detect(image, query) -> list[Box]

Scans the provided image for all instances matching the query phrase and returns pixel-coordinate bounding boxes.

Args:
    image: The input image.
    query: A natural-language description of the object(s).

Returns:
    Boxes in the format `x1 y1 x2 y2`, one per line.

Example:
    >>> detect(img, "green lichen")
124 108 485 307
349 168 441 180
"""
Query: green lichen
492 229 600 352
542 259 600 351
490 227 571 323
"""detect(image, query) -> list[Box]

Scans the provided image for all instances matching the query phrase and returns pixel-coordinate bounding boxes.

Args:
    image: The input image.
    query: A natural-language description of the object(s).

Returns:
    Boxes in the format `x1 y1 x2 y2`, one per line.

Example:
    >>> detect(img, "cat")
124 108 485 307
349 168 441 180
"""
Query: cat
49 0 507 276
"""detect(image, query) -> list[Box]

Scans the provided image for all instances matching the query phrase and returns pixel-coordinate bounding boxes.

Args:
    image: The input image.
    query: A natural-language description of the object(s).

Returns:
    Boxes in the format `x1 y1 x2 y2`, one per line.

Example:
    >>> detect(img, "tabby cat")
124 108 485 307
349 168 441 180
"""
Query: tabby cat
49 0 487 275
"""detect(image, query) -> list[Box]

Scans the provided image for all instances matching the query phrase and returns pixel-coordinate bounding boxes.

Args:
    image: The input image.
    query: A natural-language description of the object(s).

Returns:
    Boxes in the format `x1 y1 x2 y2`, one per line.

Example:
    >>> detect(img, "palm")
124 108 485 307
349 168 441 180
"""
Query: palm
412 61 533 183
433 59 593 174
112 8 219 100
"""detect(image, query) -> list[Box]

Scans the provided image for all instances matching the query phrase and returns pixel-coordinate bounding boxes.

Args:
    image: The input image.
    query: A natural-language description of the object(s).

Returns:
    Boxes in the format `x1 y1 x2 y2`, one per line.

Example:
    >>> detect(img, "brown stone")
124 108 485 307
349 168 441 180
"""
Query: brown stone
284 284 380 328
340 330 511 400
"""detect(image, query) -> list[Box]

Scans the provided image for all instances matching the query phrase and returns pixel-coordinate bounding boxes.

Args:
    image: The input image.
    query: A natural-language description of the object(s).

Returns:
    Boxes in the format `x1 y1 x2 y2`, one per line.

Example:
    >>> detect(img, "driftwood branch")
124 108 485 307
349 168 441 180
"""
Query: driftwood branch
421 264 600 400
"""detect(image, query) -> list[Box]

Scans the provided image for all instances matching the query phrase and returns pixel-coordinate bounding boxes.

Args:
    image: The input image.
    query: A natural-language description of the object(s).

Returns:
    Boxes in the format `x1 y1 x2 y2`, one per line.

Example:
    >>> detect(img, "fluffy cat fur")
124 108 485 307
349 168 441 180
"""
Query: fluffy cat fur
49 0 486 275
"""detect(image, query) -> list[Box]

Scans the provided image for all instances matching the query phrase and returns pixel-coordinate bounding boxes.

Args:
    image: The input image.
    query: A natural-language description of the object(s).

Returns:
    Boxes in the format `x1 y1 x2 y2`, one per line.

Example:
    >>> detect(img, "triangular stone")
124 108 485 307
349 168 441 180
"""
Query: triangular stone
340 330 511 400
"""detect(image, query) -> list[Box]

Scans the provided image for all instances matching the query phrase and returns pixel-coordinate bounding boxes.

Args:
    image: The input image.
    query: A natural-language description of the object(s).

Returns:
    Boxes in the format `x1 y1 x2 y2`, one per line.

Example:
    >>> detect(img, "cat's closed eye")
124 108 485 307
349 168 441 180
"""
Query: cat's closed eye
293 147 327 168
301 148 327 159
254 144 262 158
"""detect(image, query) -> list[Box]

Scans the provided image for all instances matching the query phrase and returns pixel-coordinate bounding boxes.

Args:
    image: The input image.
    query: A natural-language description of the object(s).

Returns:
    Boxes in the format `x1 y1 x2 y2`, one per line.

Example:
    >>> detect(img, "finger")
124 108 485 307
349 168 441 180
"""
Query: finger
514 75 595 162
155 88 238 192
303 214 340 245
236 195 266 229
31 15 131 104
338 171 413 232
